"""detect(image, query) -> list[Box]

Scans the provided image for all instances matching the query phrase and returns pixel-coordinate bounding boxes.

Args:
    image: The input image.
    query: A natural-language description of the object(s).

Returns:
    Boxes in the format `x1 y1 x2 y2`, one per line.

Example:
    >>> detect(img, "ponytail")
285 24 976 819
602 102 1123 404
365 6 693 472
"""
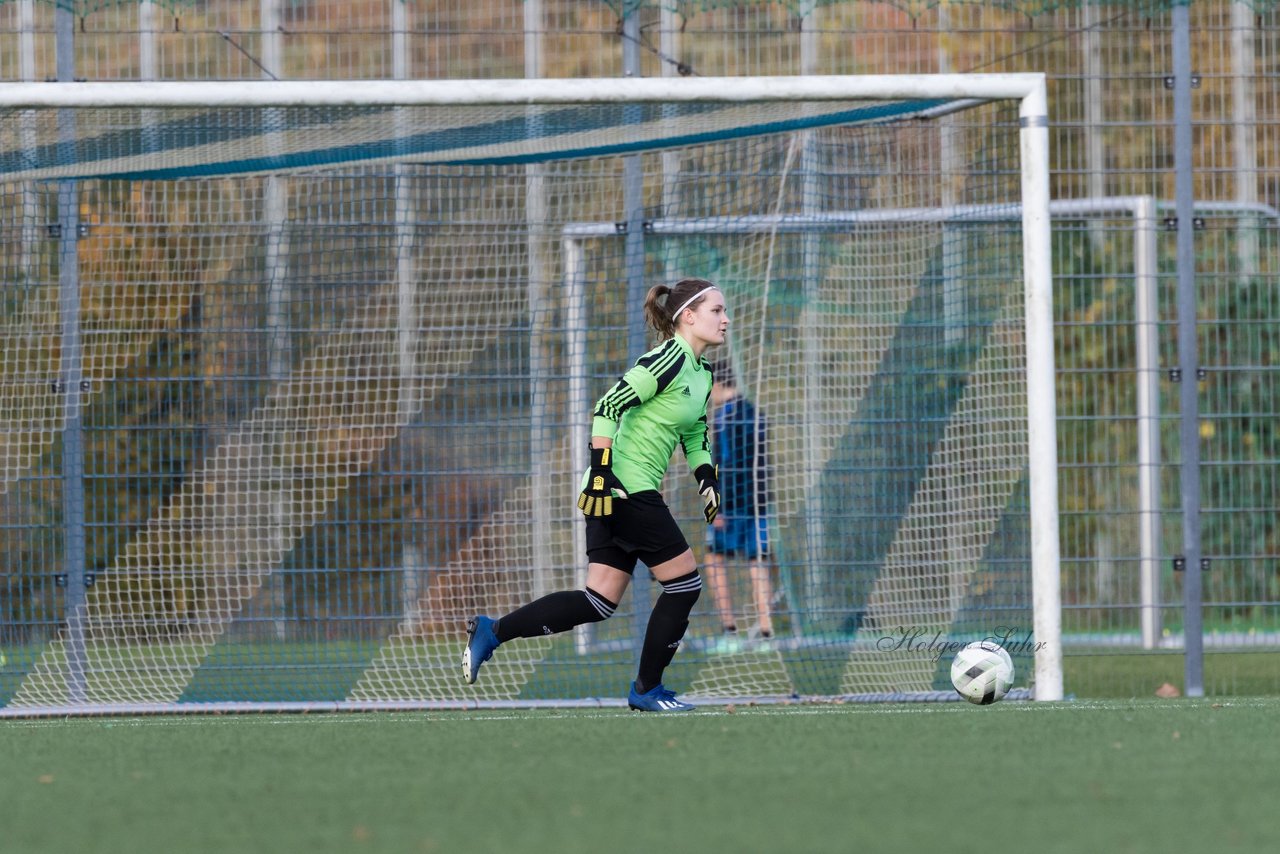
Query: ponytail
643 285 677 340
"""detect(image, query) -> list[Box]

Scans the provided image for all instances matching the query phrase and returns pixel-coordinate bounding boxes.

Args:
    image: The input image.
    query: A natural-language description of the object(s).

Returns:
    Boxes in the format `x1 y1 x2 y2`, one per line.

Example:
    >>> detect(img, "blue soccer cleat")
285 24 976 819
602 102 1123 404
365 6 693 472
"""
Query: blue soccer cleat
628 681 695 712
463 616 500 684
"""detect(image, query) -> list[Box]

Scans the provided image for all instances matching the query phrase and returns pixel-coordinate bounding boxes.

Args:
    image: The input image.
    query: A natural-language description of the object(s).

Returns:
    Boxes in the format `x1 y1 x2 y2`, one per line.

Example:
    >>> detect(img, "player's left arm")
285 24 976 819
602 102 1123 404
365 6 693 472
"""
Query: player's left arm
681 404 719 524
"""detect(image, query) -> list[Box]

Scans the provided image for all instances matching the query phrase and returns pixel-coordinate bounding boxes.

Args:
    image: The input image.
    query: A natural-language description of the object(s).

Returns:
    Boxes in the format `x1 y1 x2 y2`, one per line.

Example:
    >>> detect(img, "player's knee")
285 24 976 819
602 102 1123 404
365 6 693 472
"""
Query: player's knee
583 587 617 622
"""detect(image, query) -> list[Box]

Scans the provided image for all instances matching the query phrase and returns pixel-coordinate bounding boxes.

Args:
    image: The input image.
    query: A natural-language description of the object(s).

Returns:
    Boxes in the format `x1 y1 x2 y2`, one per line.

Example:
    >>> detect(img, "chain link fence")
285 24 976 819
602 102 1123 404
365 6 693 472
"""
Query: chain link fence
2 0 1279 699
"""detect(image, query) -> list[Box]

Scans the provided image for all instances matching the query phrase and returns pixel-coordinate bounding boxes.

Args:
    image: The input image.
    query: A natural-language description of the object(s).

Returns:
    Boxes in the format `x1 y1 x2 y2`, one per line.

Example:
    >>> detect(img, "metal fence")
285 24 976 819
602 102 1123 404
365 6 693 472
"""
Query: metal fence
2 0 1279 699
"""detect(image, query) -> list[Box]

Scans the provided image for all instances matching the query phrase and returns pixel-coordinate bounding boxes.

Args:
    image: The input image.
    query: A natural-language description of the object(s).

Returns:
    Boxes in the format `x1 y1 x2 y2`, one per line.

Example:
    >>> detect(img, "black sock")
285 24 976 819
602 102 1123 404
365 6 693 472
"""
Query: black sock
636 572 702 693
495 588 616 642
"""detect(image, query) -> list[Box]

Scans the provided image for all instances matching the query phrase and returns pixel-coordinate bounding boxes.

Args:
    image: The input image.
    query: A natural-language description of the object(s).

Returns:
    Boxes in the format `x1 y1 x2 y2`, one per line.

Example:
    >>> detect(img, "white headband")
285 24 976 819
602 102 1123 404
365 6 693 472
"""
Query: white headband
670 286 718 320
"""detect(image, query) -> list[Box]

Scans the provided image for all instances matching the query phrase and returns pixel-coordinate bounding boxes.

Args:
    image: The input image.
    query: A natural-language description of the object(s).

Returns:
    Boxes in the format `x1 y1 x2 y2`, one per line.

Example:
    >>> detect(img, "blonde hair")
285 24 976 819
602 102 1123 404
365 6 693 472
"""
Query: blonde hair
642 277 718 340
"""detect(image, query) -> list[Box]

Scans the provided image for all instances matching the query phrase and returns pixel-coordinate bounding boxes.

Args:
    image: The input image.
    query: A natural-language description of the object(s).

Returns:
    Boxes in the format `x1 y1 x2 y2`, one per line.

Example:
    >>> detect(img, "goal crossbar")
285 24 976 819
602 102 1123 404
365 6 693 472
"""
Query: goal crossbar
0 79 1017 184
0 75 1046 109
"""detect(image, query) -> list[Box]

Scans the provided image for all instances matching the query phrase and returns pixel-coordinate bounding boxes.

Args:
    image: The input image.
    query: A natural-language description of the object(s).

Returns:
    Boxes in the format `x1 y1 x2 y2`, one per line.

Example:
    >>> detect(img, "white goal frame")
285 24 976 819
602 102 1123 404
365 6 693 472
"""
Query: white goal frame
0 74 1061 711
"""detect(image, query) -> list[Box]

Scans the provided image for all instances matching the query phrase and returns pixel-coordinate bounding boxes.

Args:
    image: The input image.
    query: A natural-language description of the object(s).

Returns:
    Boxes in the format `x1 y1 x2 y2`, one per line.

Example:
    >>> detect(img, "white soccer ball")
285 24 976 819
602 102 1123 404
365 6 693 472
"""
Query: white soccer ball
950 641 1014 705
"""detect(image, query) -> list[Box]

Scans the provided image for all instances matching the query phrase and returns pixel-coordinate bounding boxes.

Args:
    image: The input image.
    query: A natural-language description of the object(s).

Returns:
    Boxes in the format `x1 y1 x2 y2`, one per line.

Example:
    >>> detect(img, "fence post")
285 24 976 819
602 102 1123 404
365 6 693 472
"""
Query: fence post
1171 1 1204 697
55 3 88 704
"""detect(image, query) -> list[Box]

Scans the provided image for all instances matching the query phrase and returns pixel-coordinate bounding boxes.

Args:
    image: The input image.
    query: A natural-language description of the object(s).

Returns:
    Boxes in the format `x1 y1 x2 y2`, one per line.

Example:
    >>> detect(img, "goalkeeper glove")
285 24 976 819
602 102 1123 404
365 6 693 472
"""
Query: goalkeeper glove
695 463 721 524
578 447 628 517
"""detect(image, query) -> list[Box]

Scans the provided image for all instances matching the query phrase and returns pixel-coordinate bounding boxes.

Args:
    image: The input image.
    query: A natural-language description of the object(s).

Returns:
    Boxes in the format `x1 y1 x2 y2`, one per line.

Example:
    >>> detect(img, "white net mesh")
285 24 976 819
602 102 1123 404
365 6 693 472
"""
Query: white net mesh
0 87 1039 712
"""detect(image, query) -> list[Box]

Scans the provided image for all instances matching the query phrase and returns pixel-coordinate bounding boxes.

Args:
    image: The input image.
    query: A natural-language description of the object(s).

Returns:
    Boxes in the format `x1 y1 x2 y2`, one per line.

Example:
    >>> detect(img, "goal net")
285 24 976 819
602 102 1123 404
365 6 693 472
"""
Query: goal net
0 76 1059 714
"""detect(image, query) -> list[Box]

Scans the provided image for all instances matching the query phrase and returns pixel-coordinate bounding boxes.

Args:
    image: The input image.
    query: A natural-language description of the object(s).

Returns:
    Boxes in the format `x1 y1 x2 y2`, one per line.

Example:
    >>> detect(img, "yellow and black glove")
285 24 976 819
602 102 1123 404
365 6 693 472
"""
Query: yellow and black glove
578 447 629 517
695 463 721 524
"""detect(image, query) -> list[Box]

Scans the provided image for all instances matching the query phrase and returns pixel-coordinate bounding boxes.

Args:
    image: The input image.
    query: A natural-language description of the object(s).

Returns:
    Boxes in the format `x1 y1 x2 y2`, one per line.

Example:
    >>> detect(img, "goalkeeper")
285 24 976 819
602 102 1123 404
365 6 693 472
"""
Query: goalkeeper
463 277 727 712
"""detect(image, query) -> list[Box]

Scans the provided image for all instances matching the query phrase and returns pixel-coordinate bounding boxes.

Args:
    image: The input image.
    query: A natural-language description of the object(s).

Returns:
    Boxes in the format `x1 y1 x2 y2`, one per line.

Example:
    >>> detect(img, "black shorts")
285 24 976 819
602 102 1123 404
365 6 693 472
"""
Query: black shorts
585 490 690 574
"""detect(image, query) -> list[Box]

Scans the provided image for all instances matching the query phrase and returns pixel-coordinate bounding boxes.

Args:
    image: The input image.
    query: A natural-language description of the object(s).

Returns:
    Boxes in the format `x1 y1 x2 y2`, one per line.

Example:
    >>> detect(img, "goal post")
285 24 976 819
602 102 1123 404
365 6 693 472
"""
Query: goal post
1019 88 1063 703
0 74 1060 715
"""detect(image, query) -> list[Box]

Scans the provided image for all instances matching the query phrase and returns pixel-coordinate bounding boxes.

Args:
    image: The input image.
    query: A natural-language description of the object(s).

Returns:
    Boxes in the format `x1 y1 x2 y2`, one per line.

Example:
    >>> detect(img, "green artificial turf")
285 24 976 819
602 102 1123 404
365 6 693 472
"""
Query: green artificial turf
2 698 1277 854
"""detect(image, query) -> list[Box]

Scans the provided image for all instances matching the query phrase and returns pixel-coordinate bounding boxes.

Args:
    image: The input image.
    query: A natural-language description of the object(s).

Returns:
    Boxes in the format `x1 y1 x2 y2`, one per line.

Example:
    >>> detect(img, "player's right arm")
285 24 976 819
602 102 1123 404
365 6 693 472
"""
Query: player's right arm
589 339 685 440
580 340 686 516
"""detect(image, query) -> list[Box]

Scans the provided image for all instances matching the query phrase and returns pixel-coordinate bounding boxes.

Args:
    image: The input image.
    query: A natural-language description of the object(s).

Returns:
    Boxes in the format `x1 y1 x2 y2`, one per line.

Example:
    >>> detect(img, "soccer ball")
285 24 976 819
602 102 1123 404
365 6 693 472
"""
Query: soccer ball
950 641 1014 705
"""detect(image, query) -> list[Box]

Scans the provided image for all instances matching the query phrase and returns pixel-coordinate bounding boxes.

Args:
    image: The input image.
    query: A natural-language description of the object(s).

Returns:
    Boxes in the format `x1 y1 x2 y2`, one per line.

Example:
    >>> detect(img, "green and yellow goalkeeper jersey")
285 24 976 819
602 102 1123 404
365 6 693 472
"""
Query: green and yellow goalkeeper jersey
585 334 714 494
